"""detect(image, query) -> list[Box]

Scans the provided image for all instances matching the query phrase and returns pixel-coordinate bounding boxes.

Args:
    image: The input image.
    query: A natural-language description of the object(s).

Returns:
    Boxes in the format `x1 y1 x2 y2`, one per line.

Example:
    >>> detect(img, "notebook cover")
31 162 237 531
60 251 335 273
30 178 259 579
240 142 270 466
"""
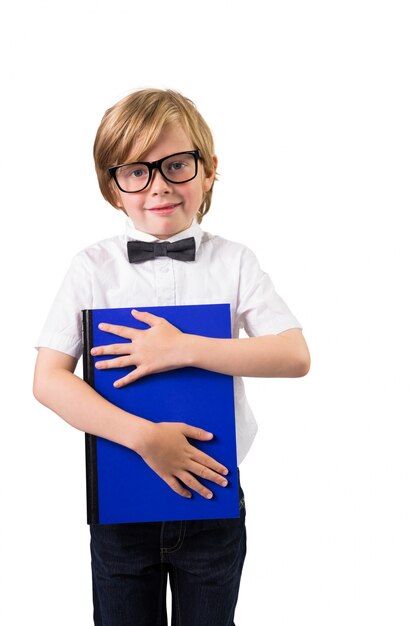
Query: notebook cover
82 304 238 524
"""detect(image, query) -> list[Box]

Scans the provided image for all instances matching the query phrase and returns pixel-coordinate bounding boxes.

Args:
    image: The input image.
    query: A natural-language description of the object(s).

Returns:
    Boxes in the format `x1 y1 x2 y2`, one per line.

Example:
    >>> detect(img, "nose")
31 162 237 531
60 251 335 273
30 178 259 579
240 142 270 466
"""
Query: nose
148 167 171 194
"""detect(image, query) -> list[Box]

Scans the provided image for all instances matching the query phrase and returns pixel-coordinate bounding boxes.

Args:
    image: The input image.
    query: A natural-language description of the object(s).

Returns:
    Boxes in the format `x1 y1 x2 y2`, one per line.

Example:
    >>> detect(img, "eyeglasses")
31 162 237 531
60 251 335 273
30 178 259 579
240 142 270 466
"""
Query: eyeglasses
108 150 201 193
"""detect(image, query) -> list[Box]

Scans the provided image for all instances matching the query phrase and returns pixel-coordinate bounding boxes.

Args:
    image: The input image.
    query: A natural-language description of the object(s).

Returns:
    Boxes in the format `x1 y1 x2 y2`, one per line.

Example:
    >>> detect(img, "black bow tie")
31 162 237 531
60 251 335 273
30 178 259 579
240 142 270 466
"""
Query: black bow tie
127 237 196 263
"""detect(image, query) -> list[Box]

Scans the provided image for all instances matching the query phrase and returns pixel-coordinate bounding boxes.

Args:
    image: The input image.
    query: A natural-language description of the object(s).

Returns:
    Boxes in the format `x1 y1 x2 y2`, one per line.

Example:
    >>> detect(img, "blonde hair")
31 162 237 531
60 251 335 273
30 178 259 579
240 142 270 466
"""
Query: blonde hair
93 88 217 222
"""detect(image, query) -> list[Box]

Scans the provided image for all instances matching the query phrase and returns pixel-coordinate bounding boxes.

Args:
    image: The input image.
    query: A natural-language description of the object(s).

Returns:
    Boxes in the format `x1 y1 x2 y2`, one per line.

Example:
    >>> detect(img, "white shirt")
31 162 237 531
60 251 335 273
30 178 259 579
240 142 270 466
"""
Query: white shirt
36 218 301 463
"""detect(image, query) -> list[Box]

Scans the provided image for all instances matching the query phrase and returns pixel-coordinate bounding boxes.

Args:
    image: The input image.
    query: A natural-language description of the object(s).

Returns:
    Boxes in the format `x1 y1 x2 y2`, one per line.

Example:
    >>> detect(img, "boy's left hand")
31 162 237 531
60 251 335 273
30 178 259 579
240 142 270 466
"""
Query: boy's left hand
91 310 189 388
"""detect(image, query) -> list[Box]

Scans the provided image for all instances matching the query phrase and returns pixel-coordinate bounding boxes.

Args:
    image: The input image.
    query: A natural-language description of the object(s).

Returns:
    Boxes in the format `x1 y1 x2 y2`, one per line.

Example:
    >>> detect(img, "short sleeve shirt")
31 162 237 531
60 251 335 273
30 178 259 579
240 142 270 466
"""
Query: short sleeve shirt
36 218 301 463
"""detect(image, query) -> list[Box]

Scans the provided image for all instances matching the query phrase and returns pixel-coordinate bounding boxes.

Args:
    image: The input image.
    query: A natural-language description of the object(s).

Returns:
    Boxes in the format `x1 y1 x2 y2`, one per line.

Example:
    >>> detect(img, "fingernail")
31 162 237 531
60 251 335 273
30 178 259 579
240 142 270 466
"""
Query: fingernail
95 362 103 369
98 323 106 330
222 468 229 476
113 381 120 388
206 492 213 499
91 348 97 355
221 480 228 487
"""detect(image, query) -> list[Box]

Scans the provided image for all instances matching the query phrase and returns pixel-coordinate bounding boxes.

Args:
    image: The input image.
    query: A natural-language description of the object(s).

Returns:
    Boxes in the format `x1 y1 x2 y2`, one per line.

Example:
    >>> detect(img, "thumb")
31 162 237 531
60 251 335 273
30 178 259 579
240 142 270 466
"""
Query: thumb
131 310 163 327
182 425 214 441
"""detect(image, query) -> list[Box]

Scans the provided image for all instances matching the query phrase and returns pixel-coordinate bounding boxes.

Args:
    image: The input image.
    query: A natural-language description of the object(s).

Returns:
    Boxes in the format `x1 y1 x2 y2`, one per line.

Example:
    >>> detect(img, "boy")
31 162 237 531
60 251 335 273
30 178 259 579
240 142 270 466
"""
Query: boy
33 88 310 626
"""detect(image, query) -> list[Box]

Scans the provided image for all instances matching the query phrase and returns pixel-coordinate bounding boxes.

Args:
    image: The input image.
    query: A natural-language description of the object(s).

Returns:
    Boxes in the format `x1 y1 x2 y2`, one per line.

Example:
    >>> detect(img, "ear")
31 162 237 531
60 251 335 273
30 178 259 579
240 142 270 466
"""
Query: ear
202 154 218 193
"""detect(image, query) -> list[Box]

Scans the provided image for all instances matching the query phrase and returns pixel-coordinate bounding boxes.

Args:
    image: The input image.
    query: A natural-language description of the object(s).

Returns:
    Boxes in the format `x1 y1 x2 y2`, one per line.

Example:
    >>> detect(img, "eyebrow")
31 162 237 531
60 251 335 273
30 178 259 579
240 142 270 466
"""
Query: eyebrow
115 150 196 168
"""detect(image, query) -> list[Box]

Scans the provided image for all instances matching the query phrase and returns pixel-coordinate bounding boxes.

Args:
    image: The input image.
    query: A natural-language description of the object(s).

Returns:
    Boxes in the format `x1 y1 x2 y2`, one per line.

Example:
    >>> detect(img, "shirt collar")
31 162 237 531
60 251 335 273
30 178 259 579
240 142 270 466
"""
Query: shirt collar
125 218 203 254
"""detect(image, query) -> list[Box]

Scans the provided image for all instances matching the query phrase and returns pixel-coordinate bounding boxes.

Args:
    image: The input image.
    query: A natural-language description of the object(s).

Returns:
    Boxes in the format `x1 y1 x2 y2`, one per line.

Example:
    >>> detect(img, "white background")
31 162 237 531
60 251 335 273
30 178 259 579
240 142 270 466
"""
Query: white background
1 1 416 624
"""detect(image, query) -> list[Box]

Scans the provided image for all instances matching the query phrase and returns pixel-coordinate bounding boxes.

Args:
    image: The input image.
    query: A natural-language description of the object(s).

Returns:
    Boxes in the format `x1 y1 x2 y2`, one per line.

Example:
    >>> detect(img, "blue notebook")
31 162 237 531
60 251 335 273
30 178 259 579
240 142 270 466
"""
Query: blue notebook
83 304 238 524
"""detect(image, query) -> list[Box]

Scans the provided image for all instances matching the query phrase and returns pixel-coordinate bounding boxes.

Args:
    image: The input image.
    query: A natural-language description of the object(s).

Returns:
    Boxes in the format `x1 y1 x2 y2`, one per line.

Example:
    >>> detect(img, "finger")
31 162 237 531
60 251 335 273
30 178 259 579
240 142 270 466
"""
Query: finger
95 356 134 370
131 310 164 327
181 424 214 442
113 367 143 388
190 447 229 477
187 460 229 488
164 475 192 499
91 343 131 357
97 322 138 340
176 471 213 500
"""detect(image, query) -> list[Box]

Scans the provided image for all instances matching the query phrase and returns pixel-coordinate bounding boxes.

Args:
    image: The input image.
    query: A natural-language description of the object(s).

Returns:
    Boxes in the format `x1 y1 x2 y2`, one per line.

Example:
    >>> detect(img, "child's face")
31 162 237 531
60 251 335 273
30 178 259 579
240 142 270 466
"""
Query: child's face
113 124 216 239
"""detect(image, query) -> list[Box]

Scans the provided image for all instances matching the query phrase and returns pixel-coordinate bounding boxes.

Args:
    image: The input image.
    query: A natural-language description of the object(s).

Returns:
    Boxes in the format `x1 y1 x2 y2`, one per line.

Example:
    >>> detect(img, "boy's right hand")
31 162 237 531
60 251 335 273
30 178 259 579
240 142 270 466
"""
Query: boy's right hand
135 422 229 499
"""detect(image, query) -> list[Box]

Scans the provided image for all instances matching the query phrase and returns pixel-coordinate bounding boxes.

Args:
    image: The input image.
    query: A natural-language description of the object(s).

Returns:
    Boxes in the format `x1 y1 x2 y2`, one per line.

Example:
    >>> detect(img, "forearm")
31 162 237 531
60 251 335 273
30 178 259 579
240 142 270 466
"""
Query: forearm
33 367 150 453
184 329 310 378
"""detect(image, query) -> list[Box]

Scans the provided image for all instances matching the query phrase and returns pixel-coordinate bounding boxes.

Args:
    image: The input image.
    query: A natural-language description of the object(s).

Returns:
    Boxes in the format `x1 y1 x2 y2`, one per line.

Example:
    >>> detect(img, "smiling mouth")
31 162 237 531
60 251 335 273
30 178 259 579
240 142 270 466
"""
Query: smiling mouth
147 203 180 214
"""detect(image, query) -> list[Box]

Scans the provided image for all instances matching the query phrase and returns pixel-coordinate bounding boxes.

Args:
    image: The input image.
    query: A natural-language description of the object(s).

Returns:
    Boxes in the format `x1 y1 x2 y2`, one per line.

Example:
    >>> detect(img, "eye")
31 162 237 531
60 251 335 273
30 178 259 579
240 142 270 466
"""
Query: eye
167 160 186 172
130 167 147 178
117 164 149 181
161 153 196 181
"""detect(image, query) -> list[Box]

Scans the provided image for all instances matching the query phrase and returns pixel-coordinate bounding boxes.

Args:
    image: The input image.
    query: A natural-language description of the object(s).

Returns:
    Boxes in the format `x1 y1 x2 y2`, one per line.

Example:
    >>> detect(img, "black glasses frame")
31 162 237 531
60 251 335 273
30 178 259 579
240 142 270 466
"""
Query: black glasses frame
108 150 201 193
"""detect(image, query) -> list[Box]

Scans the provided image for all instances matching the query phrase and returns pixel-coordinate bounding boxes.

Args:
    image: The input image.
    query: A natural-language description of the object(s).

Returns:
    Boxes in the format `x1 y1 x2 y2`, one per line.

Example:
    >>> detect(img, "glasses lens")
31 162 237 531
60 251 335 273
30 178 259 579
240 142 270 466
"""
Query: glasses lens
115 163 150 192
161 153 197 183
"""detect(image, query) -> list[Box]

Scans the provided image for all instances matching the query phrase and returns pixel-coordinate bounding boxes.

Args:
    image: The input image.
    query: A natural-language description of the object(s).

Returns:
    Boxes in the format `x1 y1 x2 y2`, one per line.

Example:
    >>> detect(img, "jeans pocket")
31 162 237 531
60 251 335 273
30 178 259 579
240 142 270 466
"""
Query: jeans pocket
238 481 246 517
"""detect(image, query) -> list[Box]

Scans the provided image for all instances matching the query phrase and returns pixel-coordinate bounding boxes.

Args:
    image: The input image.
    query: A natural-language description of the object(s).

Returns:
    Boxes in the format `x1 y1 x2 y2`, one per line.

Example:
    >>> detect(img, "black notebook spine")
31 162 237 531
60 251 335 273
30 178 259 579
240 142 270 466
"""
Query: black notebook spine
82 309 99 525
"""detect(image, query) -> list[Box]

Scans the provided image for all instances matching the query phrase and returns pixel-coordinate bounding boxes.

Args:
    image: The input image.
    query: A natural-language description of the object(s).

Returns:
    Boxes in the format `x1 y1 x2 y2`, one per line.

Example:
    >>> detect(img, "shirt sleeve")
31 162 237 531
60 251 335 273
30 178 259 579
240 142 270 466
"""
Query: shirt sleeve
235 246 302 337
35 252 93 359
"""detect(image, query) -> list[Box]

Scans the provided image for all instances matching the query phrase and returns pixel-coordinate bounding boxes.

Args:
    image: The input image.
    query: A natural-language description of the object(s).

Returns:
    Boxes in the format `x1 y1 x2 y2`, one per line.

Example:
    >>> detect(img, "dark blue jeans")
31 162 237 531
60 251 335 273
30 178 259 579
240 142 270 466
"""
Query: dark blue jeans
90 485 246 626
